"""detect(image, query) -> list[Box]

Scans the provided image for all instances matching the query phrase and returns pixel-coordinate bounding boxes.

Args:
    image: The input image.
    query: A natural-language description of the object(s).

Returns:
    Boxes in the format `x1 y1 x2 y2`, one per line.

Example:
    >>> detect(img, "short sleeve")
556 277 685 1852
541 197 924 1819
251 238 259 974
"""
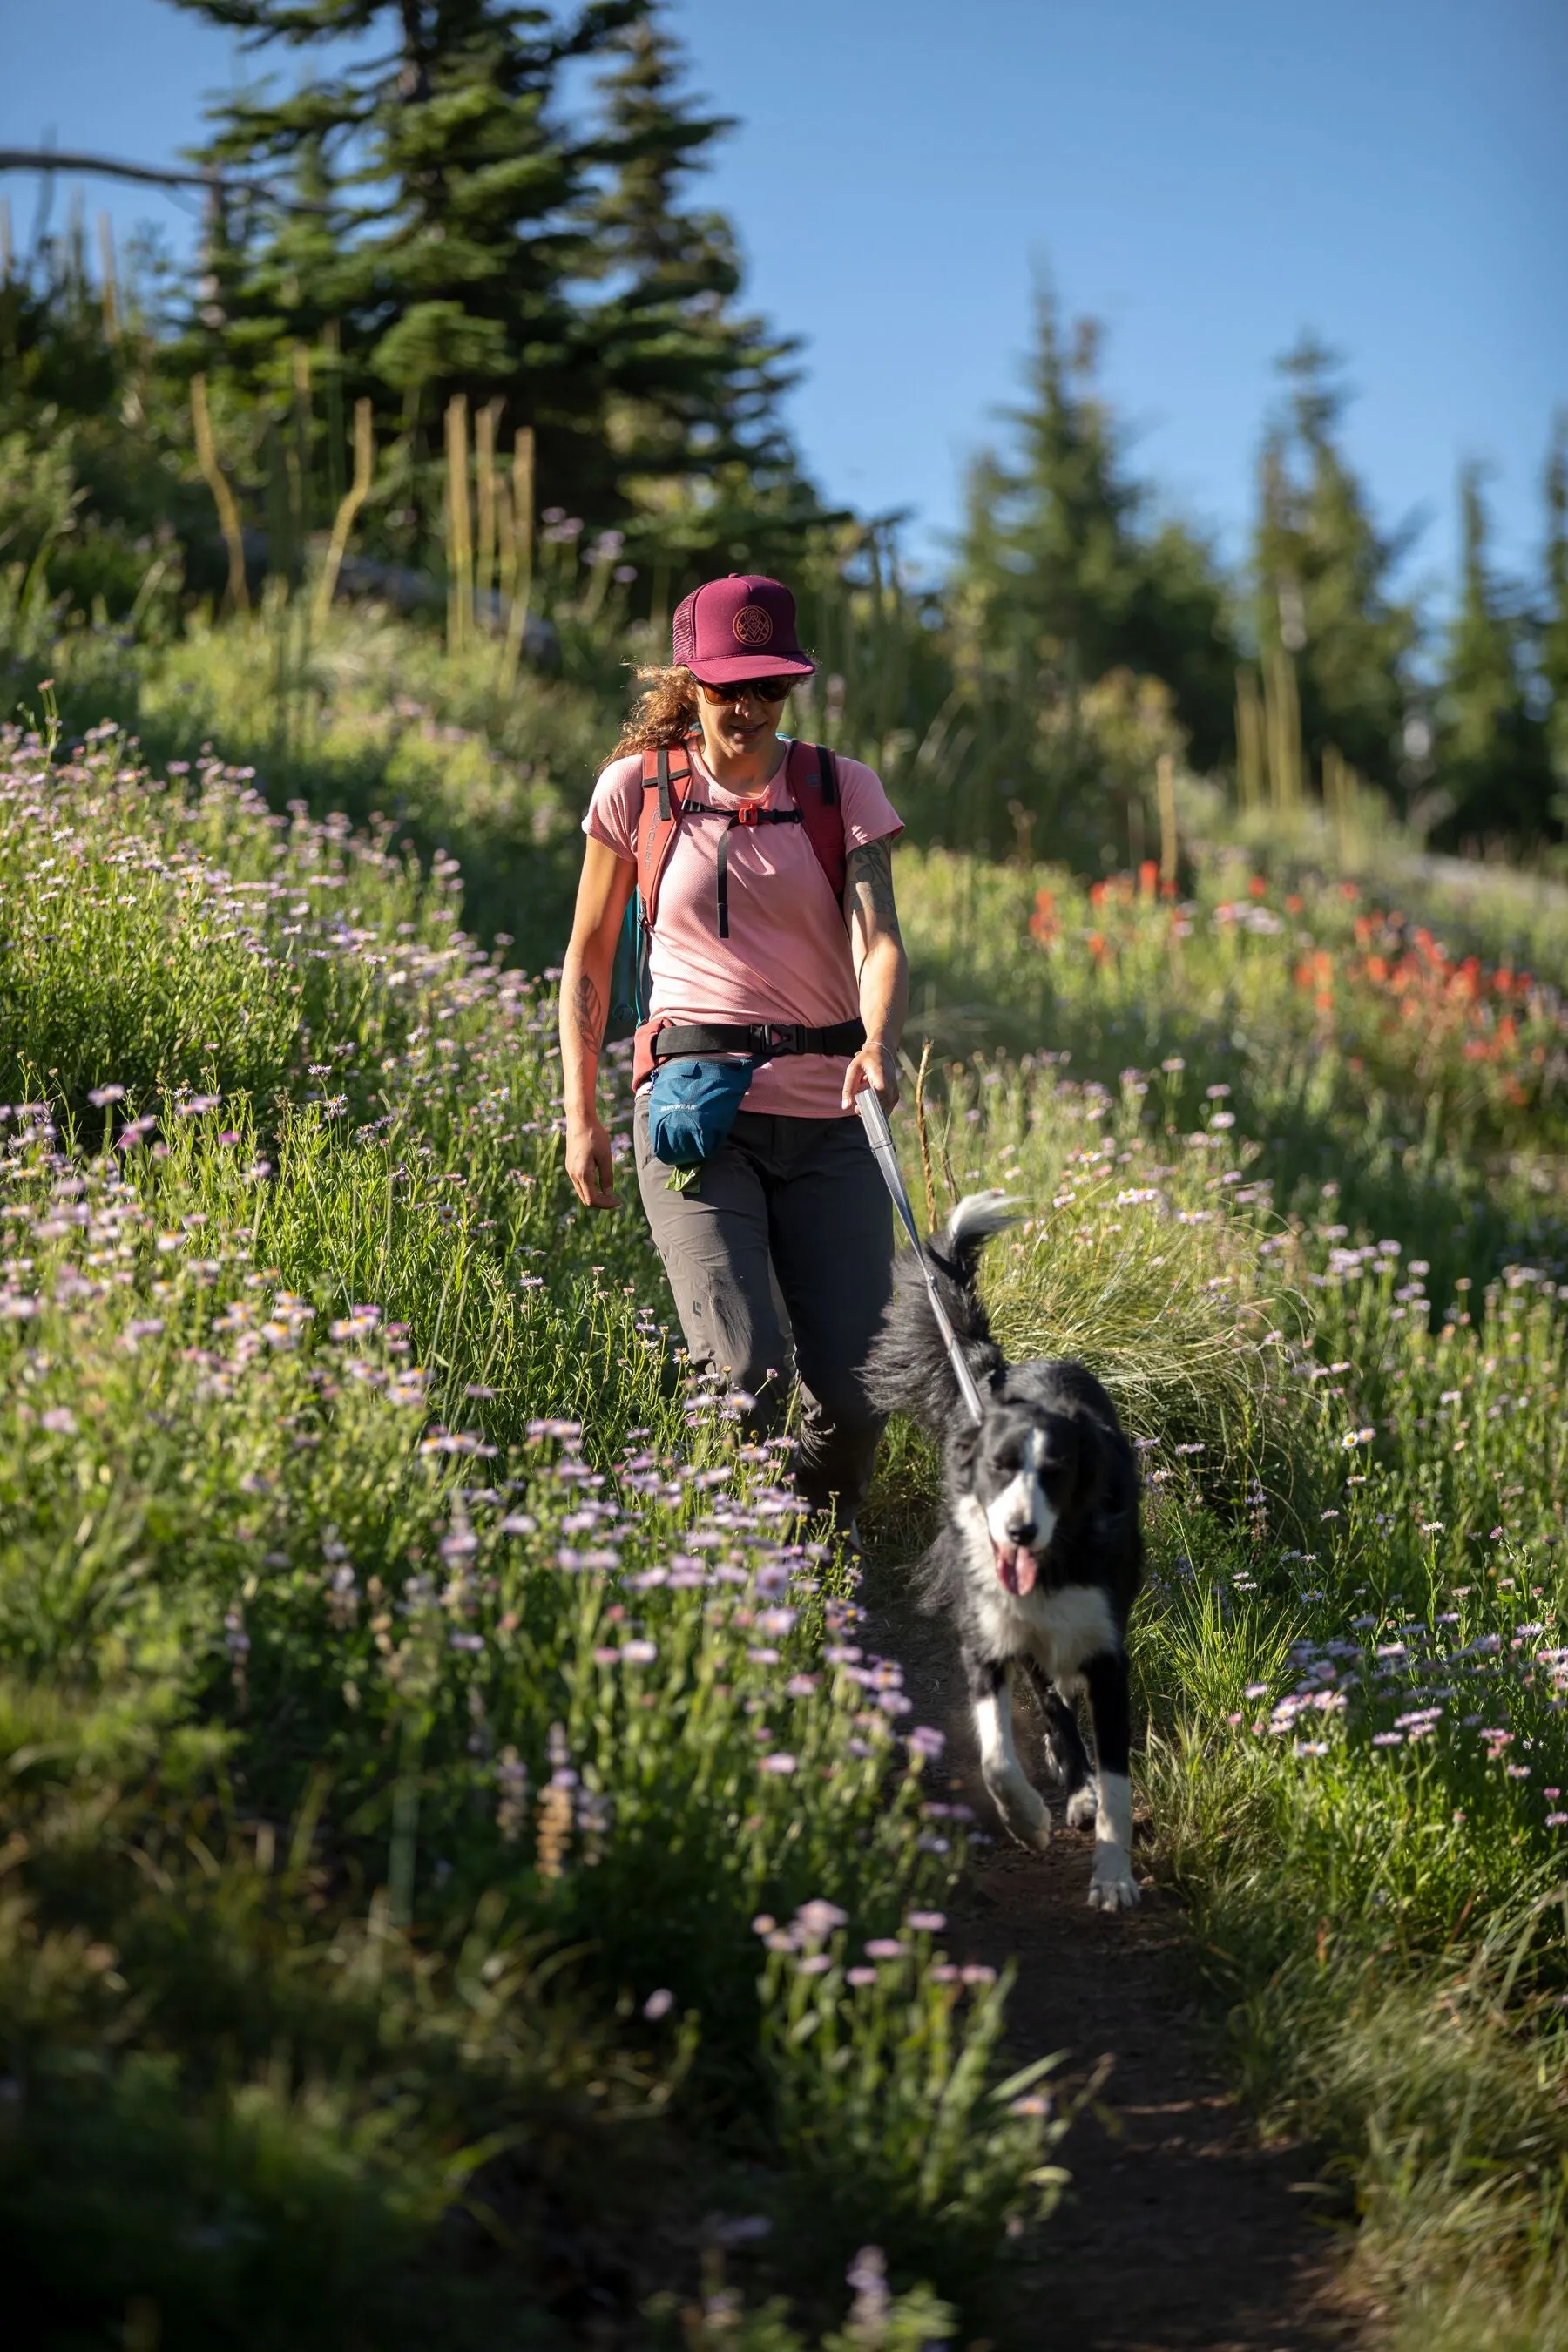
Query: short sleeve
833 754 904 853
582 752 643 861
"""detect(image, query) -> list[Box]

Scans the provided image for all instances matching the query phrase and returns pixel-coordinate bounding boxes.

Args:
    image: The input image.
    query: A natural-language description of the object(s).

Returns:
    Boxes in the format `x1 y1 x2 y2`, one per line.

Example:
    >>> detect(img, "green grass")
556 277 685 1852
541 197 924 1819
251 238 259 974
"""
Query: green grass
5 589 612 959
9 591 1568 2342
896 841 1568 1305
881 843 1568 2345
0 721 1072 2343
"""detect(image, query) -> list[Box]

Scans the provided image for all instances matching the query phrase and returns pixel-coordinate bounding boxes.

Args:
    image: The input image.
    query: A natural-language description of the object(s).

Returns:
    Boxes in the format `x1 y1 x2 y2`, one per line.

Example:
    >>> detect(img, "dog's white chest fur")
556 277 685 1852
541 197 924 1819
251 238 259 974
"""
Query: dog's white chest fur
954 1495 1117 1680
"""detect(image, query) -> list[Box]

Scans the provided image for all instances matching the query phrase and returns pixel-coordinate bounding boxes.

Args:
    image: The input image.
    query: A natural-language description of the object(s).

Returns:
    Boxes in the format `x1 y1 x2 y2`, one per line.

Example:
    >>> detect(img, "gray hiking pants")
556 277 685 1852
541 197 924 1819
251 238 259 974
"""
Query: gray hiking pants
634 1099 894 1520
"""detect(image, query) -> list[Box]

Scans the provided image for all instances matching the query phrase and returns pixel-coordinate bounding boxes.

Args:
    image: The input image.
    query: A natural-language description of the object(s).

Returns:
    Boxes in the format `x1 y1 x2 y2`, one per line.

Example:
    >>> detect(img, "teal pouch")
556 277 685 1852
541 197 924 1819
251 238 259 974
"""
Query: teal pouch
646 1057 754 1166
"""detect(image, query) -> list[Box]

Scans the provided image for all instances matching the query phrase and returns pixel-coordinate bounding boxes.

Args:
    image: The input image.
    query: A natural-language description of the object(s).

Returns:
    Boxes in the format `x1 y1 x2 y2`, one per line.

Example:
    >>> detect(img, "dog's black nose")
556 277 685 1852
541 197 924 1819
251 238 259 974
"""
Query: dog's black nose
1006 1518 1037 1546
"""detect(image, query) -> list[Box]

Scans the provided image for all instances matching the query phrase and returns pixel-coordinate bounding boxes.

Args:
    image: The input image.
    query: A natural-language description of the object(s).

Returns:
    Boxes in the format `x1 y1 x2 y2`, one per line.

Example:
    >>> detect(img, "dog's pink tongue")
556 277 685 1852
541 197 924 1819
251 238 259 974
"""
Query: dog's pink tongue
995 1545 1038 1597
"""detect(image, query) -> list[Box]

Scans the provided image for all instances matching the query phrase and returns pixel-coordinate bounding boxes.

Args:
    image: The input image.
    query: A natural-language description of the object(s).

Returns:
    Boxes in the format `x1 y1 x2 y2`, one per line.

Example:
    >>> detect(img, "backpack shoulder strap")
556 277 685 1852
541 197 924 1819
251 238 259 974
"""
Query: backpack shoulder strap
636 738 695 929
785 740 848 904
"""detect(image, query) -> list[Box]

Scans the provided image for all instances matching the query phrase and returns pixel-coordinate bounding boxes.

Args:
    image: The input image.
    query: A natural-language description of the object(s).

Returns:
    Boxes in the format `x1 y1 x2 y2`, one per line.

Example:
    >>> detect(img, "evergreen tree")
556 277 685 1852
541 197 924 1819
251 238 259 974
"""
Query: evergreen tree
1434 463 1554 846
0 214 210 612
954 287 1235 767
1250 338 1418 797
580 10 821 570
1544 411 1568 804
166 0 806 552
588 16 795 471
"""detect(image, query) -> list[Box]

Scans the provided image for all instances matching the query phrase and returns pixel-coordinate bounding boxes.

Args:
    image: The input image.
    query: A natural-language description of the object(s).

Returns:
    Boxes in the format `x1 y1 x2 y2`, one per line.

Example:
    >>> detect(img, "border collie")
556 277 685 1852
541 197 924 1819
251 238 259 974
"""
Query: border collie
864 1193 1144 1909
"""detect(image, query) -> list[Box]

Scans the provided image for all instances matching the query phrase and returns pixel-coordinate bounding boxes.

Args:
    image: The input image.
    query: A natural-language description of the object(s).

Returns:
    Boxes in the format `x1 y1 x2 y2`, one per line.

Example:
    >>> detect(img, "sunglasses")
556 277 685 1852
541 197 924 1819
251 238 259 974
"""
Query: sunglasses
697 675 794 705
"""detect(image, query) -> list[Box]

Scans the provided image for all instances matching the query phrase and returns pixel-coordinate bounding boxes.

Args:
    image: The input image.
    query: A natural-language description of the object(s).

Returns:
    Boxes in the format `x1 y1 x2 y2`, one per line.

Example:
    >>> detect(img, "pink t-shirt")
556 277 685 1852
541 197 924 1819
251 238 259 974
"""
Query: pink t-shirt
584 739 902 1118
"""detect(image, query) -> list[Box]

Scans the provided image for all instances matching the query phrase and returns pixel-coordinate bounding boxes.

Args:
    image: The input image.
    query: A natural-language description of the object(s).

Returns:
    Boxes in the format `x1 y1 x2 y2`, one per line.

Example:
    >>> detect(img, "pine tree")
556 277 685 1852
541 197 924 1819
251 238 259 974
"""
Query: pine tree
0 212 208 612
1544 411 1568 804
954 287 1234 767
166 0 805 552
1434 463 1554 846
589 16 793 465
1250 338 1418 799
581 10 820 569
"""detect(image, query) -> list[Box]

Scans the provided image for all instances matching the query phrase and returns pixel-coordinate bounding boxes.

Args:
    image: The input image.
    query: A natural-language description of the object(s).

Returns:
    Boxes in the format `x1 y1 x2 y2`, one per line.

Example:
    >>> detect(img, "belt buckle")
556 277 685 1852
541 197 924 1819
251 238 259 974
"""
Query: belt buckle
764 1022 802 1054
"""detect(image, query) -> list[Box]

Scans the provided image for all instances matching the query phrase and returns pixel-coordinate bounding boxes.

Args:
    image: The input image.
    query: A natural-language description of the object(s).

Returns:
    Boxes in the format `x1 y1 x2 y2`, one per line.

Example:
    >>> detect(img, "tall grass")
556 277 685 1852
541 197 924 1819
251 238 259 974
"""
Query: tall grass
12 570 1568 2337
0 722 1084 2342
870 861 1568 2346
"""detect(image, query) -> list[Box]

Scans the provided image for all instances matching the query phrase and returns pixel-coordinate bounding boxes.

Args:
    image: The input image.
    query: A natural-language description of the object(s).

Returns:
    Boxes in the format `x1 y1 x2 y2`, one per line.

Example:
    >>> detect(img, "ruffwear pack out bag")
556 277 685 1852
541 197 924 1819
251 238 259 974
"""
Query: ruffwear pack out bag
645 1054 755 1167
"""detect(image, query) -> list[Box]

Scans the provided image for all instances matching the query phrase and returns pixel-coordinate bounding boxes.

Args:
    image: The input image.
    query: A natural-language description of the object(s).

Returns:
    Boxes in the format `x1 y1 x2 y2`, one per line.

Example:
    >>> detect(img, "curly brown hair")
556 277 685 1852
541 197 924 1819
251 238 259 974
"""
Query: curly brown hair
611 665 704 758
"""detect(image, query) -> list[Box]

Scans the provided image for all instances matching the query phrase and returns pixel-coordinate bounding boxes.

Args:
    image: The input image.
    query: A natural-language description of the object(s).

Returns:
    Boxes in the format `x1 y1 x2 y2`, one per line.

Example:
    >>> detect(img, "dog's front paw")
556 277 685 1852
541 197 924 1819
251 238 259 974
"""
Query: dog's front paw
1064 1780 1098 1831
988 1768 1051 1853
1086 1848 1139 1910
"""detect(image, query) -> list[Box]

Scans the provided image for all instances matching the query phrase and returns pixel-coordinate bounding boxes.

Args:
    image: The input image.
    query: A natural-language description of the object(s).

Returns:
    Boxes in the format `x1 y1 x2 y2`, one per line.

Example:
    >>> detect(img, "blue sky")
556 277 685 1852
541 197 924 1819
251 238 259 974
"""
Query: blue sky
3 0 1564 606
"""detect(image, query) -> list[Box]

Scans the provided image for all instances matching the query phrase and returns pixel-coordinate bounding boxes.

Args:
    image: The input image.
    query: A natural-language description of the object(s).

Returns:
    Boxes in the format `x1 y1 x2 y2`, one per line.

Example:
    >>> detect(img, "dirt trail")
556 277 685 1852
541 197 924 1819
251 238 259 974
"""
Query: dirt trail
862 1578 1373 2352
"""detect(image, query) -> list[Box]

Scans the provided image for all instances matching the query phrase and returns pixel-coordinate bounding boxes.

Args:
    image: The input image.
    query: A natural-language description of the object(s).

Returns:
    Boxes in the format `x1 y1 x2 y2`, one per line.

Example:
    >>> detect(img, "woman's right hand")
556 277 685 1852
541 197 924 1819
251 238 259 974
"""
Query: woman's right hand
565 1115 618 1209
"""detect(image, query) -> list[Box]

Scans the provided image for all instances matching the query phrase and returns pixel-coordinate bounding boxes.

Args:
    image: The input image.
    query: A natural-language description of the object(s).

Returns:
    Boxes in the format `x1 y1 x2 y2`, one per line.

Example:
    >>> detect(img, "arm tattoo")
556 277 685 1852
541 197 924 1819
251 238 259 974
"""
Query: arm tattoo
847 839 902 943
571 972 605 1055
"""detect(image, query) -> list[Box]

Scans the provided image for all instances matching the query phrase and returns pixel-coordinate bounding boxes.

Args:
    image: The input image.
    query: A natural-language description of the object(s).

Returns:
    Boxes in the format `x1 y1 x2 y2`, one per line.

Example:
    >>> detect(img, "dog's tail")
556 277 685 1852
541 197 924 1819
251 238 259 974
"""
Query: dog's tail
863 1189 1022 1433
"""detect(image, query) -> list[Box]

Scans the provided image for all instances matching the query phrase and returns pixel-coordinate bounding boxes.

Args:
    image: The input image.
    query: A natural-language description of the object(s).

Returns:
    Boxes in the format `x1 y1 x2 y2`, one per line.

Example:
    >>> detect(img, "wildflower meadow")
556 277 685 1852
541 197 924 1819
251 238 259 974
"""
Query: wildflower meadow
2 3 1563 2332
4 670 1568 2346
0 719 1065 2346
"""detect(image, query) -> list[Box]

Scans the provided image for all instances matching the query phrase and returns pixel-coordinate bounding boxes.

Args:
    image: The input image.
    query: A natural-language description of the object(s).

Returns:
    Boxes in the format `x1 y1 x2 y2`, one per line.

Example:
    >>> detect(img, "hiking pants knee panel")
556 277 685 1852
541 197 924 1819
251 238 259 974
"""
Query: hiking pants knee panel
632 1100 790 1409
633 1102 894 1512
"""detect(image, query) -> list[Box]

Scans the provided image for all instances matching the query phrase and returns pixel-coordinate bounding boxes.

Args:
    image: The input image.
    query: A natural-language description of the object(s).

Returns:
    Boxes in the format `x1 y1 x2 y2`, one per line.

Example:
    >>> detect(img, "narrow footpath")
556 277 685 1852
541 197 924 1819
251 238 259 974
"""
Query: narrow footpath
862 1573 1376 2352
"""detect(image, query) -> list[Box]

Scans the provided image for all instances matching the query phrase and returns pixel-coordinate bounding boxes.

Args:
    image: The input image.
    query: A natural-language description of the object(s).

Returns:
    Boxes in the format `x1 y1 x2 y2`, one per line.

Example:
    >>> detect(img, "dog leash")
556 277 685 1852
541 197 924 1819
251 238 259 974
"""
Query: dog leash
855 1086 986 1427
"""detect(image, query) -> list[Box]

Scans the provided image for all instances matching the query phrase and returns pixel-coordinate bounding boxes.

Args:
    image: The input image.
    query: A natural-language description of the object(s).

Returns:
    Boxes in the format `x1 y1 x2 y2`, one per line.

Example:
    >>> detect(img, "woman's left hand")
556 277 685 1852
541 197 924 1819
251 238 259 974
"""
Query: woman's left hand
841 1039 900 1112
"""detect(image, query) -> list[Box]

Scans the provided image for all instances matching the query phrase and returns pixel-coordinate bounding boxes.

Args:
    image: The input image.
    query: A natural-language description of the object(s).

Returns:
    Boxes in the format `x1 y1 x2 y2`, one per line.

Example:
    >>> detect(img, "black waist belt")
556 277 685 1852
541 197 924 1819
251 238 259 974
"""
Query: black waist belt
652 1017 866 1063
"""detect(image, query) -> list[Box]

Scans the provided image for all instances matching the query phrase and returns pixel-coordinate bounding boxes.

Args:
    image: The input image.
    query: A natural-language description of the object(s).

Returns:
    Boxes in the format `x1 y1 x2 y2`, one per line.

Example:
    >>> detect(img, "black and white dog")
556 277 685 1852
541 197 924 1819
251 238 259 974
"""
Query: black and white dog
865 1193 1144 1909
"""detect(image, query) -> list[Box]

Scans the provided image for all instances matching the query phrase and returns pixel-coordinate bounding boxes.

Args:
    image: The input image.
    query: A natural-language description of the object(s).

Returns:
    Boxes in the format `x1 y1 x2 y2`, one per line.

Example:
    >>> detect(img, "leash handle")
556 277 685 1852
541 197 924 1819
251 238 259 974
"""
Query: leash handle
855 1087 986 1427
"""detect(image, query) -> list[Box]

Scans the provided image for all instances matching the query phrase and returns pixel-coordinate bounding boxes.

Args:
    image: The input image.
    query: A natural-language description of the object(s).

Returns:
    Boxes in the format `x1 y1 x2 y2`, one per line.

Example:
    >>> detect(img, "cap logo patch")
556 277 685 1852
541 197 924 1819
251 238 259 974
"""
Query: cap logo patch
732 603 774 648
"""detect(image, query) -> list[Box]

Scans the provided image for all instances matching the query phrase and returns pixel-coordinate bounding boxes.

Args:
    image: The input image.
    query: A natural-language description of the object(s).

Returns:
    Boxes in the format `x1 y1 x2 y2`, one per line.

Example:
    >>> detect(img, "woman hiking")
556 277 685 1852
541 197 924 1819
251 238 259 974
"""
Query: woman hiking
560 572 908 1528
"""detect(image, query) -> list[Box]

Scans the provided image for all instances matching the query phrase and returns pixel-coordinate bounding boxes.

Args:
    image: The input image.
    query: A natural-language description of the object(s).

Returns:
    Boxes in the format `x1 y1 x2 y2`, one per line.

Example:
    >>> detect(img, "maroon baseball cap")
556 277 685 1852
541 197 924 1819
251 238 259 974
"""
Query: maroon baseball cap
671 574 816 686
